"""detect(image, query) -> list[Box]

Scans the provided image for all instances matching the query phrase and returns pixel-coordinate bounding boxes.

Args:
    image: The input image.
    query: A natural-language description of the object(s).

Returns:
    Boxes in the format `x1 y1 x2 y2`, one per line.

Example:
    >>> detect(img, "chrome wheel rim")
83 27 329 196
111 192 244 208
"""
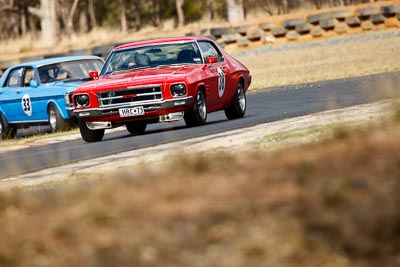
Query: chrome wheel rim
238 84 246 112
0 120 3 135
49 108 57 130
197 92 206 119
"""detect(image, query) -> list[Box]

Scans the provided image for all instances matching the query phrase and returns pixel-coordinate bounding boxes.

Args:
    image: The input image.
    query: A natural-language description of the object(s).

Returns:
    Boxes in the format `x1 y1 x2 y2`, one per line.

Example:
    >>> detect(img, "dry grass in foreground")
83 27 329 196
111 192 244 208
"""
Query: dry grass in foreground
0 110 399 267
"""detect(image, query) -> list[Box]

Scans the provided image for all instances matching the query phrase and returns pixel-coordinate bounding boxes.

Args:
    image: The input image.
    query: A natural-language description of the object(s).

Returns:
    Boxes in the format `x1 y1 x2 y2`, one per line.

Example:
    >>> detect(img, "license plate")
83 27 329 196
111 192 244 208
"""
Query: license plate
119 107 144 117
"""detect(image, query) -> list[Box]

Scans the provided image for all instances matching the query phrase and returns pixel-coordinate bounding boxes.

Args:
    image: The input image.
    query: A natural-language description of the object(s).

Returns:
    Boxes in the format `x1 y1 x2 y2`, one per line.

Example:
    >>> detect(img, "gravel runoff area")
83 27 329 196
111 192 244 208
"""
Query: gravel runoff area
0 99 397 191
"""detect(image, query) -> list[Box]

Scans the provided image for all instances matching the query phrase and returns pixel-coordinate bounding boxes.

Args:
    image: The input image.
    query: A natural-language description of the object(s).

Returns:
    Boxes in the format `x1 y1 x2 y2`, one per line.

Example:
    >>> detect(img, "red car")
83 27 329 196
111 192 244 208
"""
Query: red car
71 36 251 142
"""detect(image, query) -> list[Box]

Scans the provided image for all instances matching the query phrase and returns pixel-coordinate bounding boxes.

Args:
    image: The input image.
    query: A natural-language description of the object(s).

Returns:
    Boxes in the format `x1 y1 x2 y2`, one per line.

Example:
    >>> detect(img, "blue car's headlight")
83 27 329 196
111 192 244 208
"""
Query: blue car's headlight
170 83 187 97
74 94 90 108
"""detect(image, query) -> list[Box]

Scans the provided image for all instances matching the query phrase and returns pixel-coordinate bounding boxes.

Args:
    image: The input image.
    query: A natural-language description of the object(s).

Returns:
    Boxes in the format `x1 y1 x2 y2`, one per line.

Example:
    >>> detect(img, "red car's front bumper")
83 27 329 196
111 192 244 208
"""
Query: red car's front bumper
73 95 193 128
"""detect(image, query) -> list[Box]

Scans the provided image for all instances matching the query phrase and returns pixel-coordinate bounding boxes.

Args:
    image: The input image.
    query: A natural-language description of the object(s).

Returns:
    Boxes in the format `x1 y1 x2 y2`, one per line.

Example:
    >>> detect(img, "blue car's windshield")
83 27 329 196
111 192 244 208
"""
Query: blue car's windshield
101 42 203 75
38 59 103 84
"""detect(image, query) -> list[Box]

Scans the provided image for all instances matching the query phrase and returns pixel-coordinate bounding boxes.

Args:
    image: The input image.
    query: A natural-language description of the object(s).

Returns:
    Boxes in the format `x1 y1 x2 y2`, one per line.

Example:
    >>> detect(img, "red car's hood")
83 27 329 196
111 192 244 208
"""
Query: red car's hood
77 65 200 92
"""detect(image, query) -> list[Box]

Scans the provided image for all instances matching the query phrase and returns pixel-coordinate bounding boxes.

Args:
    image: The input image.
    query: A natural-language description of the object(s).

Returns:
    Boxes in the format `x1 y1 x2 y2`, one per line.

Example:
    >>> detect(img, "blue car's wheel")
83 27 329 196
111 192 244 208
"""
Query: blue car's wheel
48 104 69 132
0 113 17 139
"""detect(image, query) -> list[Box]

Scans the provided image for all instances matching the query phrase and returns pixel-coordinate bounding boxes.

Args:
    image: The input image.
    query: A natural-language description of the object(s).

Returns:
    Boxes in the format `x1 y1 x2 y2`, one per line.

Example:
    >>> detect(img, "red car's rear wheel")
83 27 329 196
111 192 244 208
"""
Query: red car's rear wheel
225 82 246 119
126 122 147 135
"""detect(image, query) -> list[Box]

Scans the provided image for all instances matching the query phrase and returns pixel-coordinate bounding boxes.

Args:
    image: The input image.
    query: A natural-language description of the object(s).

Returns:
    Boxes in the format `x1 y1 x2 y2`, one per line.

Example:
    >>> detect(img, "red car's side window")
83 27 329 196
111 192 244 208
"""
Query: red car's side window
198 41 224 62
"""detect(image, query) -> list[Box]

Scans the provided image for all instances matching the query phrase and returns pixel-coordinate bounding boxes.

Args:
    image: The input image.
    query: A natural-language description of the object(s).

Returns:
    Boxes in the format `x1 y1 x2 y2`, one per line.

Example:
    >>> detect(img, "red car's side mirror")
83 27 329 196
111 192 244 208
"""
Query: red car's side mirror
206 56 218 64
89 71 99 79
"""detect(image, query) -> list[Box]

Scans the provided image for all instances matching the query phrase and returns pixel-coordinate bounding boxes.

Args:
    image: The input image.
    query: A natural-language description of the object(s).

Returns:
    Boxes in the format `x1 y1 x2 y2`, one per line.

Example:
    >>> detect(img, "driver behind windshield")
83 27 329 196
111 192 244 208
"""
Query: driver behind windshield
39 70 51 83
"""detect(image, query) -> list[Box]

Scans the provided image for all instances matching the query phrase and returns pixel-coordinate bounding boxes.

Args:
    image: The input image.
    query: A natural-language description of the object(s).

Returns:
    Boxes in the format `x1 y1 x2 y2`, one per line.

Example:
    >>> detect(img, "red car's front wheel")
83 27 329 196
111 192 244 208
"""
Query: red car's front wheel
184 89 207 127
78 120 105 143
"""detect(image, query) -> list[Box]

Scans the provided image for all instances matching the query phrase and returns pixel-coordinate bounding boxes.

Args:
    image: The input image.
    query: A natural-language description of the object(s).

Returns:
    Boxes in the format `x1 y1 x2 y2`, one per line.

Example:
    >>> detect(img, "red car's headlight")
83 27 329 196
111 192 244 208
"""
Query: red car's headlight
170 83 187 97
74 94 90 108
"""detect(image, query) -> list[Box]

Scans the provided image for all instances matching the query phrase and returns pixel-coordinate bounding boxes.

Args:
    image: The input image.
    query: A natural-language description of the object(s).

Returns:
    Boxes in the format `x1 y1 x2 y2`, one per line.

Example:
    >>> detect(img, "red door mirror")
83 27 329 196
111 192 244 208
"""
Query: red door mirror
89 71 99 79
206 56 218 64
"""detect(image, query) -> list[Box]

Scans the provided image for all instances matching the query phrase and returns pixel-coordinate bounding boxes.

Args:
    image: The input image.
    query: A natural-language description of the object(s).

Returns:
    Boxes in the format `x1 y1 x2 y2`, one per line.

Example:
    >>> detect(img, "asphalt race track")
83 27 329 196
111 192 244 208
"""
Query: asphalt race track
1 71 399 179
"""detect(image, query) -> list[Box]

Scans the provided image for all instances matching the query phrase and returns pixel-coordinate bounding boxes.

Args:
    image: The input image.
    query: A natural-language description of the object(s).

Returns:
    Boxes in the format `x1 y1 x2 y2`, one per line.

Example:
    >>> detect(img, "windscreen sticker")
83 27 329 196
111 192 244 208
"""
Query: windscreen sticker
21 93 32 116
217 67 226 98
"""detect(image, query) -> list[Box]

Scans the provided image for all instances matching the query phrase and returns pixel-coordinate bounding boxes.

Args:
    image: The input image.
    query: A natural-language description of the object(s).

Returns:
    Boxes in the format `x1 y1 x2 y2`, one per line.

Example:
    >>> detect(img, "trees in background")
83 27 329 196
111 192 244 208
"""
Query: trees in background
0 0 377 43
227 0 245 23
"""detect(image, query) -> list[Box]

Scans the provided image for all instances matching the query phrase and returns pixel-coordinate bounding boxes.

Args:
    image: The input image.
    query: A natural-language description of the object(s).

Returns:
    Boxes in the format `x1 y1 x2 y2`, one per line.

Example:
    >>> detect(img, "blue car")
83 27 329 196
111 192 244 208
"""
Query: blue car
0 55 103 139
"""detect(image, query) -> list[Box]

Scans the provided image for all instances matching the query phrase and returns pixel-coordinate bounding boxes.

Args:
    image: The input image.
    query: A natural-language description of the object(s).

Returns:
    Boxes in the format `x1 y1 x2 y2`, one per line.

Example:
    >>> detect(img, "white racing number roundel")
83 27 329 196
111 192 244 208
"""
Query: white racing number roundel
21 93 32 116
217 67 226 98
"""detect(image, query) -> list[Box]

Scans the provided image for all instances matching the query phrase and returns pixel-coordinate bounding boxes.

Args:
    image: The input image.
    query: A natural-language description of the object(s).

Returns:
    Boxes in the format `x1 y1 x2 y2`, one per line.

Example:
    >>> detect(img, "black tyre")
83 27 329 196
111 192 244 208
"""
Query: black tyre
247 29 263 41
271 26 287 37
259 22 278 31
210 27 233 38
78 119 105 143
184 90 207 127
283 18 306 29
371 14 385 24
222 33 239 44
234 25 251 35
225 82 246 120
295 23 312 34
48 104 70 132
0 113 17 139
346 16 361 27
320 18 337 30
307 12 332 25
331 9 352 20
381 5 400 17
355 7 380 18
126 122 147 135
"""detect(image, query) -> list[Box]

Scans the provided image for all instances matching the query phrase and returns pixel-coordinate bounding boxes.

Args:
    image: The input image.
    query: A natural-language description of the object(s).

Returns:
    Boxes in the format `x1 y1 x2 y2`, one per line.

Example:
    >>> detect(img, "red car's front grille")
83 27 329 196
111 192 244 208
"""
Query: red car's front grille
98 84 163 108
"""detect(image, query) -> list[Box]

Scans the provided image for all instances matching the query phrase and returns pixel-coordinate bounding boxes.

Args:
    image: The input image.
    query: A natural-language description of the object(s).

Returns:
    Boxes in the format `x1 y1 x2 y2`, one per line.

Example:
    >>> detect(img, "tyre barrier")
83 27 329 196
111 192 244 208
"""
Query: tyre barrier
346 16 361 27
283 18 306 29
361 20 374 30
320 18 338 30
310 27 325 37
0 2 399 73
335 23 349 34
296 23 313 34
203 1 400 49
271 26 287 37
259 22 278 31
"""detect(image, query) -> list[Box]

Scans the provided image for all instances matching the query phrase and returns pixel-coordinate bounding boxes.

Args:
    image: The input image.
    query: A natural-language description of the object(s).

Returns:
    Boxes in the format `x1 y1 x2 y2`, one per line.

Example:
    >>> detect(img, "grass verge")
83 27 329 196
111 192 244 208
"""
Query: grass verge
238 32 400 89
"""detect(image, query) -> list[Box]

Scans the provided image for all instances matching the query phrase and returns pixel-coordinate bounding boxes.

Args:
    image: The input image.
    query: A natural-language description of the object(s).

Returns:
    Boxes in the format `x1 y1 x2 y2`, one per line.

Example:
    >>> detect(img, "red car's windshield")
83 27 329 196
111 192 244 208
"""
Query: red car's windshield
102 42 203 75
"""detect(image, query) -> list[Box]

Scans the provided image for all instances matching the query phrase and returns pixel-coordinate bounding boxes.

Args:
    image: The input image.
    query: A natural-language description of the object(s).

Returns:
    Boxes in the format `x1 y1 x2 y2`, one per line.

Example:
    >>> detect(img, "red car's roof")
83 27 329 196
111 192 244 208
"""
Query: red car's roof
115 36 212 51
